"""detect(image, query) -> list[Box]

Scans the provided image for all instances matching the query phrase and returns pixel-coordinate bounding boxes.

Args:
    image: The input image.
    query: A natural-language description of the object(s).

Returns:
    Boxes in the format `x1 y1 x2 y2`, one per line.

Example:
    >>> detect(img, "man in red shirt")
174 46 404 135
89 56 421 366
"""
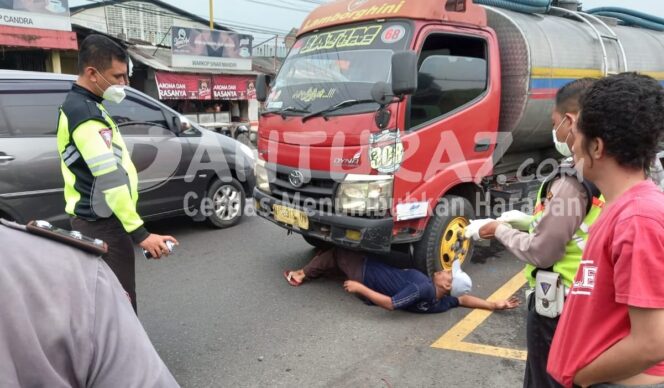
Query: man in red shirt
547 73 664 388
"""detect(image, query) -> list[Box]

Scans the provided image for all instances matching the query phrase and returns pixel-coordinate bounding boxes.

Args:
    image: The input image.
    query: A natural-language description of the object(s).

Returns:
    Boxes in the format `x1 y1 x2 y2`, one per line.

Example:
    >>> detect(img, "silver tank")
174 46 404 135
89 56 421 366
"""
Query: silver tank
484 6 664 157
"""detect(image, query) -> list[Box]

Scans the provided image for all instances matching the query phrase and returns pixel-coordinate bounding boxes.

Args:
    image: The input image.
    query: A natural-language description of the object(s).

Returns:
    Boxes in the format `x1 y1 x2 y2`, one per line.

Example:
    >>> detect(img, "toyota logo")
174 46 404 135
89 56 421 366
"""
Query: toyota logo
288 170 305 188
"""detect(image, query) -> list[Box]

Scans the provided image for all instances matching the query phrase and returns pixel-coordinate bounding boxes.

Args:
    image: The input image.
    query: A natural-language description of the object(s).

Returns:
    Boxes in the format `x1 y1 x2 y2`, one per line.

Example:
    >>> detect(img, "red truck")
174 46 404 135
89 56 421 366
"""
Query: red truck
253 0 664 274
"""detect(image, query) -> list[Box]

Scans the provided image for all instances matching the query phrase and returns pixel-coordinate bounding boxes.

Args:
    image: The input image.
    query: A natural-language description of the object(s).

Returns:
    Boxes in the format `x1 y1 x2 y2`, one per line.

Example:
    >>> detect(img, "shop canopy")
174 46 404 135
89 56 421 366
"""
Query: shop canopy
0 25 77 50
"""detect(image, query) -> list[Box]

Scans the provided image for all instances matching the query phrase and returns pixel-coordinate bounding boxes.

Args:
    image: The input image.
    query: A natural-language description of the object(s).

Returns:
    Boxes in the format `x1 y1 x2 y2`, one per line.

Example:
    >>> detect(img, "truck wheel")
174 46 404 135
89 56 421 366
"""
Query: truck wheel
302 235 332 250
413 195 475 276
205 178 245 228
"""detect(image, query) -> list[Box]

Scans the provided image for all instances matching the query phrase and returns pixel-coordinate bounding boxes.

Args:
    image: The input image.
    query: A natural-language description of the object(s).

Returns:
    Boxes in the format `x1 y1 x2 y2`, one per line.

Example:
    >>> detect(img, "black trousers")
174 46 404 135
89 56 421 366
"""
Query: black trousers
71 216 137 312
524 293 563 388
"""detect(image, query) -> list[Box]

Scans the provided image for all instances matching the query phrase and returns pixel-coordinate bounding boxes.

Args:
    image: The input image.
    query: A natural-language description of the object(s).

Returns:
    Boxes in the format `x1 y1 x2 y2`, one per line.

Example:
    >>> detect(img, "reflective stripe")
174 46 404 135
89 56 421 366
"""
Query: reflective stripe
64 151 81 167
576 239 586 251
572 234 586 251
96 168 130 190
89 160 116 174
87 153 115 166
579 223 590 233
61 145 77 160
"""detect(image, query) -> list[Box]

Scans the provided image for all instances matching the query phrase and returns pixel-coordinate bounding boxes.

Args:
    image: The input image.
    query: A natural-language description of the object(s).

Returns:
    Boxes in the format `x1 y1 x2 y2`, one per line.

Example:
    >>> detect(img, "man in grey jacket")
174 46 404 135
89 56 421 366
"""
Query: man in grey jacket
0 219 179 388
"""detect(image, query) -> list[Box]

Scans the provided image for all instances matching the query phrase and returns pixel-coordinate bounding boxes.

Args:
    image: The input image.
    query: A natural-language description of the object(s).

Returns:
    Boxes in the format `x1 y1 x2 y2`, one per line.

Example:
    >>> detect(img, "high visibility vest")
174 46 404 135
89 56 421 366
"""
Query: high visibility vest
524 172 604 288
56 84 146 241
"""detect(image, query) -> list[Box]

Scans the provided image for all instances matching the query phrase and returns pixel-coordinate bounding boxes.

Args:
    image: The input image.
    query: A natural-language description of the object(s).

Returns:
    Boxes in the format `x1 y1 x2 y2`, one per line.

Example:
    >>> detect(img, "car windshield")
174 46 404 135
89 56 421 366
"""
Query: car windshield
266 21 412 115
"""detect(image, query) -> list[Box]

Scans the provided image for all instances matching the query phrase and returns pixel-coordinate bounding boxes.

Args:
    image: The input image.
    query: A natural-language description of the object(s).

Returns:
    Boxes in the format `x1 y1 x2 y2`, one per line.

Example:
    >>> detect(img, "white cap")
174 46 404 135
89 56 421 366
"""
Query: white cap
451 260 472 297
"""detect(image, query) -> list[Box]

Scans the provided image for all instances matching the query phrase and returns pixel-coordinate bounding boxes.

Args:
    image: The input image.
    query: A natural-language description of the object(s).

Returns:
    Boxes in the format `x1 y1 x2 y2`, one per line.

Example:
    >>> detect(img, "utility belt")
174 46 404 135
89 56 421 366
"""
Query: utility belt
526 269 568 318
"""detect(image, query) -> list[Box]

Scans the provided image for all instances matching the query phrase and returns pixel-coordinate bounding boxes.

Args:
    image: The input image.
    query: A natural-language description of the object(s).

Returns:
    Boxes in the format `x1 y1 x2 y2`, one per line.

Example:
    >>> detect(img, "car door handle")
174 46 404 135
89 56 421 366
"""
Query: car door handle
0 154 15 162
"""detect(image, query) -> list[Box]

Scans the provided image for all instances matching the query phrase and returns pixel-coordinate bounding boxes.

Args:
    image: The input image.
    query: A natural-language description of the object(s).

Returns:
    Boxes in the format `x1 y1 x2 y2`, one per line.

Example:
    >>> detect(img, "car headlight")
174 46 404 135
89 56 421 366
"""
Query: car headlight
337 175 393 214
254 159 270 194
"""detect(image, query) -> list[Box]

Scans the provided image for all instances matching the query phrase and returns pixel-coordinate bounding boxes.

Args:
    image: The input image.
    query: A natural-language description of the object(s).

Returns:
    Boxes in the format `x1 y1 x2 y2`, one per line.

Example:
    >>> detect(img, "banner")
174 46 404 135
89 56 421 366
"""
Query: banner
0 0 71 31
171 26 253 71
155 72 256 101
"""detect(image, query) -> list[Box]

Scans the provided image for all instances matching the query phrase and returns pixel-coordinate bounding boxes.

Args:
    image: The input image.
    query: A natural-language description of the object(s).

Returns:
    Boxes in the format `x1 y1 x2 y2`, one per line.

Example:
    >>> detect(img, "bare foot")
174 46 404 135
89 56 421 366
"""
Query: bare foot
289 269 305 283
284 269 306 287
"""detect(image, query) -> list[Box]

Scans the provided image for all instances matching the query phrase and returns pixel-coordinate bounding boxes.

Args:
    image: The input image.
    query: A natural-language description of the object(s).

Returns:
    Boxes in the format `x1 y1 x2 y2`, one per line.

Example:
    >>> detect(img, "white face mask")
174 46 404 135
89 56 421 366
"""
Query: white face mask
552 117 572 157
94 69 126 104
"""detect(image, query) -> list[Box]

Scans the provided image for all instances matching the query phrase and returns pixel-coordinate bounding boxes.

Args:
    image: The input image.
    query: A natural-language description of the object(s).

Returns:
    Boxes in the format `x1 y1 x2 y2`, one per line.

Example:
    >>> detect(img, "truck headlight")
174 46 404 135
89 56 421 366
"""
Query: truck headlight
255 159 270 194
337 175 393 214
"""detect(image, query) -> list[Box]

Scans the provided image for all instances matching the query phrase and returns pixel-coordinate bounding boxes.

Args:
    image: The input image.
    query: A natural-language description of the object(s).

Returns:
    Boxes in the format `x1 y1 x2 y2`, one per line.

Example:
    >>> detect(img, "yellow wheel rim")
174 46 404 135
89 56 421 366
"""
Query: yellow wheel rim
439 217 471 271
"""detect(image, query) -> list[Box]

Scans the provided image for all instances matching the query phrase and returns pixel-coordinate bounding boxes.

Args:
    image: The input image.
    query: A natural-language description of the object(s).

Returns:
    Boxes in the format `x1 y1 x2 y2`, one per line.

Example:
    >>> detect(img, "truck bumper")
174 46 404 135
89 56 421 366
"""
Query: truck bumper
253 188 393 253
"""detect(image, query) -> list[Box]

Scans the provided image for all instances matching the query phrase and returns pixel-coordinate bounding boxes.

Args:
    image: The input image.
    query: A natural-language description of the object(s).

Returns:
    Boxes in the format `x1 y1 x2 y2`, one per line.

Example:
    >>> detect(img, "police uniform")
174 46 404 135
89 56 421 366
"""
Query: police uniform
495 162 604 388
0 219 179 387
57 84 148 311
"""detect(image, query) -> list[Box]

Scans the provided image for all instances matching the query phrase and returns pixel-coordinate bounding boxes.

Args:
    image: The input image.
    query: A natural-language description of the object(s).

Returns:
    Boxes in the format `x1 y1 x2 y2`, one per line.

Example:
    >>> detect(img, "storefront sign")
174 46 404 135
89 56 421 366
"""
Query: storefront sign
171 26 253 71
0 0 72 31
155 72 256 100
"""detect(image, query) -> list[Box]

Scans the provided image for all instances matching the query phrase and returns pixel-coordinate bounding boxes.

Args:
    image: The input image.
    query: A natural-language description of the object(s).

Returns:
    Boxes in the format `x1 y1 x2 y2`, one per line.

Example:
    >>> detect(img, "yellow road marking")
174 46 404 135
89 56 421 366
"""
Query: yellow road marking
431 271 528 361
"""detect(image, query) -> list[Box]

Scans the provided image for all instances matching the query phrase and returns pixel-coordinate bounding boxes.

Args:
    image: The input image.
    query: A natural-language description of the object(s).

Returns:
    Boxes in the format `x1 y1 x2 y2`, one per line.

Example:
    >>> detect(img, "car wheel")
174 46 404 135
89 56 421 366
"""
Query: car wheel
302 235 332 250
205 179 245 228
412 195 475 276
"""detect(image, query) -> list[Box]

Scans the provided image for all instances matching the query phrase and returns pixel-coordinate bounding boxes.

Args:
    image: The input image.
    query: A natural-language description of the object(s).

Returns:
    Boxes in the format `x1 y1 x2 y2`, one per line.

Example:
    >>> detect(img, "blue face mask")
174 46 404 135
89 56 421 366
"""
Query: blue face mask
552 117 572 157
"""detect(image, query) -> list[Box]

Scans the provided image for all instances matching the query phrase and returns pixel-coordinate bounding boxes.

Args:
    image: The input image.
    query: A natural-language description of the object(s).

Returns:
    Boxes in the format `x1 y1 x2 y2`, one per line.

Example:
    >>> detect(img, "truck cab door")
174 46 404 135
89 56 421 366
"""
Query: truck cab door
396 27 501 199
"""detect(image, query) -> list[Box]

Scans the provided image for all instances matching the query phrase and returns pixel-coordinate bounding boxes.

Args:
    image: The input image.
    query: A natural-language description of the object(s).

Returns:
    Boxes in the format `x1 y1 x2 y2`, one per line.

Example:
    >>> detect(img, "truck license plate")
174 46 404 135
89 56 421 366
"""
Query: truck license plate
272 205 309 230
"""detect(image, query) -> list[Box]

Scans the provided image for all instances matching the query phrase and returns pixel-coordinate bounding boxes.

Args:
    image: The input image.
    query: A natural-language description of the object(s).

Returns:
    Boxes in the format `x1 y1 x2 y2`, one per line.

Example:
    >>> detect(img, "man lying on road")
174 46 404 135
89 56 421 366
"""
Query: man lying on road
284 247 519 313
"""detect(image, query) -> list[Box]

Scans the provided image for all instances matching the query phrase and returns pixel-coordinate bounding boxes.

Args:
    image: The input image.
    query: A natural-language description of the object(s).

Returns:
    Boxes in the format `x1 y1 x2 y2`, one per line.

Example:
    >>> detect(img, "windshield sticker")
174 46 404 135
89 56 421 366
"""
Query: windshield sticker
292 87 337 103
369 130 404 173
381 25 405 44
300 25 383 54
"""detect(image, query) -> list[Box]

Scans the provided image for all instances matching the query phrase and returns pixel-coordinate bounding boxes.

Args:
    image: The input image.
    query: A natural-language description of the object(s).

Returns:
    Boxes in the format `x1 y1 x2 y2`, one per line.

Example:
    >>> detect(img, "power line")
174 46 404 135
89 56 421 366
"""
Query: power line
245 0 311 13
80 0 293 36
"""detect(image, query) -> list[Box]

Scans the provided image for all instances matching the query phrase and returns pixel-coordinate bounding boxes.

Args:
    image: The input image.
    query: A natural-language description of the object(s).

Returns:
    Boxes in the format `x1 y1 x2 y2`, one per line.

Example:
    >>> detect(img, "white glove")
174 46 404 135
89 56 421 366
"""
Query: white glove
497 210 533 231
463 218 496 241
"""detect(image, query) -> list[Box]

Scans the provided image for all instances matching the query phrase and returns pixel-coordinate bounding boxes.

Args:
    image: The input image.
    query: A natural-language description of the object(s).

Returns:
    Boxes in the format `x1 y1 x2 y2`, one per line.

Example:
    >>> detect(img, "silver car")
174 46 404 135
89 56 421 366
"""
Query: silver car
0 70 255 228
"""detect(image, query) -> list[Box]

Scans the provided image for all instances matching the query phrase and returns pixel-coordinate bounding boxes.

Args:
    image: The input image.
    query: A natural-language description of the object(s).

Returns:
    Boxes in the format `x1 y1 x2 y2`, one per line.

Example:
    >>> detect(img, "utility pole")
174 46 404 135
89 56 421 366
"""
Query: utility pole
209 0 214 30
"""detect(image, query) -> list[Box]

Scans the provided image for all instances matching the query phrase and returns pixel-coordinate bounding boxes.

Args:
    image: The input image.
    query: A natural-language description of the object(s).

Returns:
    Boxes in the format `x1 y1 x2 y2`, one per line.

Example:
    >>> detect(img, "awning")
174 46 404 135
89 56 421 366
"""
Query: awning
128 45 259 76
154 71 256 100
0 25 77 50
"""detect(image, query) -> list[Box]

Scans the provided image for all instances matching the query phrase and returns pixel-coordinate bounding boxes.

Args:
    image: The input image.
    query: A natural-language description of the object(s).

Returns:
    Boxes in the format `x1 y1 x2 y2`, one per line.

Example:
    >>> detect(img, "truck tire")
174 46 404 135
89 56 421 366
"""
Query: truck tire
302 235 332 250
412 195 475 276
205 178 245 229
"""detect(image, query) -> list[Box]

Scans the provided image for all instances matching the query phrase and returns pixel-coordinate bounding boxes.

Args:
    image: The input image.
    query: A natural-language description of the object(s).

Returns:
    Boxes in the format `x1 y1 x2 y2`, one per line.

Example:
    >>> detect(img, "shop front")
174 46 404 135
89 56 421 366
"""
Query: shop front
154 71 258 144
0 0 78 73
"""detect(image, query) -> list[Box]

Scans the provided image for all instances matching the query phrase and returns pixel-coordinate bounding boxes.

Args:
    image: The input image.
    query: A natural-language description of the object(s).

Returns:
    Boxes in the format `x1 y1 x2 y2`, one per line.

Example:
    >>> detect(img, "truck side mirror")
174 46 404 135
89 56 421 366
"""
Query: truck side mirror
256 74 270 102
391 51 418 97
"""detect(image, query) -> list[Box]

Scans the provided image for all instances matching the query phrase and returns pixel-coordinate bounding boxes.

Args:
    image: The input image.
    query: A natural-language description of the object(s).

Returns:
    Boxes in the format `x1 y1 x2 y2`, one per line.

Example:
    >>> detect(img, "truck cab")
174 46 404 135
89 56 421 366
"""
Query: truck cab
254 0 501 274
253 0 664 275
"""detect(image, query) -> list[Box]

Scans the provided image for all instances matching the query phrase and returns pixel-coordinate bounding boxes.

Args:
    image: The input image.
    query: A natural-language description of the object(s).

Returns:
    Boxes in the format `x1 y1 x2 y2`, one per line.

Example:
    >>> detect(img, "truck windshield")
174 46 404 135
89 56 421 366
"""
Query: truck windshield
266 21 412 115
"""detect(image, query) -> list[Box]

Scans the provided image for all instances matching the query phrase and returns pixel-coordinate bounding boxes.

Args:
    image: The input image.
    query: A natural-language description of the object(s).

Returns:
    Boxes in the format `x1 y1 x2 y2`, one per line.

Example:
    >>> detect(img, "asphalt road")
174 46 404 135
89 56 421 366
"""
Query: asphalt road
137 212 529 388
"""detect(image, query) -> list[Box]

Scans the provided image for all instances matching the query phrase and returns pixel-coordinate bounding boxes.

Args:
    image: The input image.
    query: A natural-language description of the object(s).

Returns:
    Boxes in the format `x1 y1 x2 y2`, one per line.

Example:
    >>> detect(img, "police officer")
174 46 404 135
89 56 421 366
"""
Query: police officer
0 219 179 387
57 34 177 312
465 78 603 388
